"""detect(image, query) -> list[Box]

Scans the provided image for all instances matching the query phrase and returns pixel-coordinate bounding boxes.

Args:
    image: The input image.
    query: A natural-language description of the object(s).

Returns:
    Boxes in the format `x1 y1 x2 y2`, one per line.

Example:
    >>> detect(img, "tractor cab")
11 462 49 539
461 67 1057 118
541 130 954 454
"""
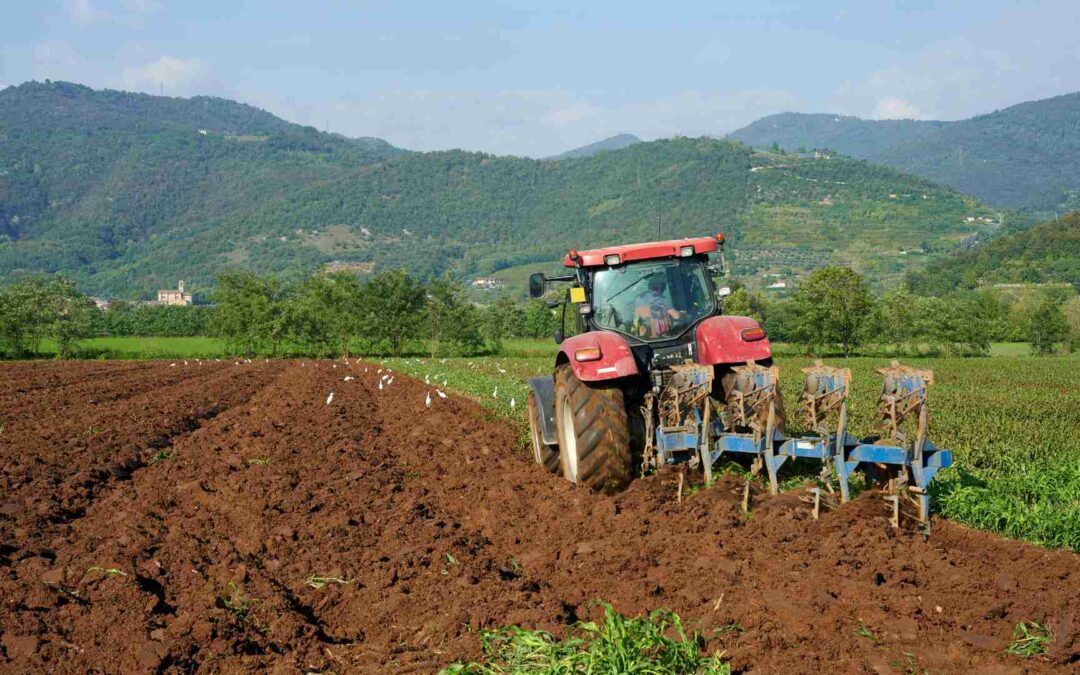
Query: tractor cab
528 235 731 349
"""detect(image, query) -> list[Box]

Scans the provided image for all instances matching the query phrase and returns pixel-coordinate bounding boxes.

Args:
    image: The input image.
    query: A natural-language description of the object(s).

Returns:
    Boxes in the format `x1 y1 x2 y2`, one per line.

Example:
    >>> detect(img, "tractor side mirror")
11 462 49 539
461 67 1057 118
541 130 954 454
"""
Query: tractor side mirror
528 272 546 299
717 286 732 298
554 328 565 344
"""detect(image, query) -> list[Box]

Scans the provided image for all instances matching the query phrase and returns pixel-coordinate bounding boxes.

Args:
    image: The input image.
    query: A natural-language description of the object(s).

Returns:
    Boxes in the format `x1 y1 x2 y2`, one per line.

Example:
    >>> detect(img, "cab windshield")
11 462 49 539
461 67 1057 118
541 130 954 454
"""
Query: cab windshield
591 258 714 341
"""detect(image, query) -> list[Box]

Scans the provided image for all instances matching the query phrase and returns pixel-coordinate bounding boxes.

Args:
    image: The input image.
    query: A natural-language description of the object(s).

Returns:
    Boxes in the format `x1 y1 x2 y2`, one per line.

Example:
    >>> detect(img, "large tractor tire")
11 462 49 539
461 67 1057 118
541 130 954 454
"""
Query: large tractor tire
527 391 561 474
553 363 632 493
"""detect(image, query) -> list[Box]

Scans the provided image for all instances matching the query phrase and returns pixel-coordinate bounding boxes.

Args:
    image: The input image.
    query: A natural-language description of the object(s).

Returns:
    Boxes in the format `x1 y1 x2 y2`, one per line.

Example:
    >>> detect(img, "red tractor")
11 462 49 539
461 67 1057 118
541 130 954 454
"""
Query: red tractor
526 234 953 531
525 234 773 492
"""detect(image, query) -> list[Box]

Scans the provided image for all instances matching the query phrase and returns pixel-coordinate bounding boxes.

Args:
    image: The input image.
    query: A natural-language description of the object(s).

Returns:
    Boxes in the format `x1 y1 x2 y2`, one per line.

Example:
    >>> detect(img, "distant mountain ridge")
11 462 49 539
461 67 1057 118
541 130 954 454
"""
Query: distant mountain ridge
1 81 996 297
545 133 641 160
729 92 1080 213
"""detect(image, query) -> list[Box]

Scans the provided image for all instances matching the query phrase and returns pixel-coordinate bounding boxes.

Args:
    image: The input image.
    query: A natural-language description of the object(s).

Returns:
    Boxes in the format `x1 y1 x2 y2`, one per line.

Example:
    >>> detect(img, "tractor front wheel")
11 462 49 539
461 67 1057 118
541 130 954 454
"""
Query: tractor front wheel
553 364 632 493
527 391 560 474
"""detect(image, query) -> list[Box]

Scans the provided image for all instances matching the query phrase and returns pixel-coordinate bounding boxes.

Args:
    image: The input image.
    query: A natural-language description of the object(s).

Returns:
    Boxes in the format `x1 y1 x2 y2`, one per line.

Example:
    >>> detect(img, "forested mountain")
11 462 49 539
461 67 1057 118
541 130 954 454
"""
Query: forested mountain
728 92 1080 213
729 113 950 158
907 212 1080 295
545 133 642 160
1 81 996 298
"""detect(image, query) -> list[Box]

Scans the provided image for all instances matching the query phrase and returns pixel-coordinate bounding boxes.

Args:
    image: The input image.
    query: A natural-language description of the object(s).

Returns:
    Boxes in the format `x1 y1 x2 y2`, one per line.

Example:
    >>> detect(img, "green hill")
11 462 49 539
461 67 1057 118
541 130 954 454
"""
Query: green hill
1 81 997 297
729 113 950 158
728 92 1080 213
907 212 1080 295
545 133 642 160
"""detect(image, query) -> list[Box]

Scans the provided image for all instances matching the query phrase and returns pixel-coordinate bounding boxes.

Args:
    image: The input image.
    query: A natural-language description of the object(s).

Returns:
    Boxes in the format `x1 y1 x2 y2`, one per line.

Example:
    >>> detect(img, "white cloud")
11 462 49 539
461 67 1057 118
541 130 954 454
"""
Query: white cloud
66 0 97 26
873 97 922 120
66 0 161 28
121 56 208 94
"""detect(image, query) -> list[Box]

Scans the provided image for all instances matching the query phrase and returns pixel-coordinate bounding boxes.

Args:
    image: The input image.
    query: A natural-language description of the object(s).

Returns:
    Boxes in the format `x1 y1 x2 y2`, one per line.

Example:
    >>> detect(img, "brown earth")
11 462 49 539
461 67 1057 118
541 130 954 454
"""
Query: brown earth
0 360 1077 674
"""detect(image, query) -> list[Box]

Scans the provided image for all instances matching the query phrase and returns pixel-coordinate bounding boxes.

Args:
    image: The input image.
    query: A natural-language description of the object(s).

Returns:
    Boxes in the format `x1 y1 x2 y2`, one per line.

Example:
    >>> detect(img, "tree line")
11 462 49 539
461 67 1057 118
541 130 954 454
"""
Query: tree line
209 269 559 357
727 266 1078 356
1 267 1076 359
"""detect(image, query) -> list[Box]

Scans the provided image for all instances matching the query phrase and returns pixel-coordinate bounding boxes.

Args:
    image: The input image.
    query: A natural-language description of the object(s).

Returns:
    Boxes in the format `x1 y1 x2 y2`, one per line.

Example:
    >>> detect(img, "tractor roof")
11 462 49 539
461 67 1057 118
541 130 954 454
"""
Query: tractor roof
563 236 721 268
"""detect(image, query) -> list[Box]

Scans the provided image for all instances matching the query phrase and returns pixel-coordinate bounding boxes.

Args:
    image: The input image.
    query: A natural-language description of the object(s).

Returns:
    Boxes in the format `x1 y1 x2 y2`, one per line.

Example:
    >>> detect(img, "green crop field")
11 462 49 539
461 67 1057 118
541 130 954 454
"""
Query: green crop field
385 347 1080 552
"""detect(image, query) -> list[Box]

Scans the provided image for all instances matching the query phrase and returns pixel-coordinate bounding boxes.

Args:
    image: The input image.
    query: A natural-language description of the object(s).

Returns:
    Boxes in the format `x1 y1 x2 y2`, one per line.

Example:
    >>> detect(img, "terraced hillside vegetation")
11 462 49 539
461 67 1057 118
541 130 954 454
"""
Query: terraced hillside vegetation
1 81 995 297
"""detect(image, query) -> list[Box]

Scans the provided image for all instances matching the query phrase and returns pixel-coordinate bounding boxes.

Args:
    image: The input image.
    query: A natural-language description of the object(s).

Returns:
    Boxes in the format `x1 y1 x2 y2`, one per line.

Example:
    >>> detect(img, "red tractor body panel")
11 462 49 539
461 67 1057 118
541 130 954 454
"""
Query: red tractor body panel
564 236 720 268
694 315 773 365
558 331 639 382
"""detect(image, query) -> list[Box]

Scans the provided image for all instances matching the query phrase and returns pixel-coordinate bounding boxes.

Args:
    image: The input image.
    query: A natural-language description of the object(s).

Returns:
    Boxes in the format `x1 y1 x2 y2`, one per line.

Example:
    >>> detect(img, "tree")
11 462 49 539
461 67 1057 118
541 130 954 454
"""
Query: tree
0 276 53 356
481 296 525 353
212 272 289 356
523 299 559 340
424 276 482 356
45 275 96 359
787 266 874 355
358 269 425 356
287 272 364 357
1029 299 1068 355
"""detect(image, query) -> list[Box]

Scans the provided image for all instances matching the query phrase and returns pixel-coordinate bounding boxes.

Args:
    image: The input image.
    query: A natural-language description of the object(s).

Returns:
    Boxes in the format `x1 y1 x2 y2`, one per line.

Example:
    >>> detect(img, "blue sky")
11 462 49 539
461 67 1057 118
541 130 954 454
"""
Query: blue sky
2 1 1079 156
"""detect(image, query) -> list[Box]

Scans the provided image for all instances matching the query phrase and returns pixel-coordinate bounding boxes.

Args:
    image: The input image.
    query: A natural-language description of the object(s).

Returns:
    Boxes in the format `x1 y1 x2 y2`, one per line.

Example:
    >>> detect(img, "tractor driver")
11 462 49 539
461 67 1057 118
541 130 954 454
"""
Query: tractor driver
630 275 682 338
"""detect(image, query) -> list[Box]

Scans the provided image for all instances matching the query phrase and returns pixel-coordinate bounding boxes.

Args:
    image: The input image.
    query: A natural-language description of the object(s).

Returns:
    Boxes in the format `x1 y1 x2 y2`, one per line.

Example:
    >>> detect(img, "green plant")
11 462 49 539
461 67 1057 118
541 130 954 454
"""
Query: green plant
220 581 253 619
87 566 128 577
1005 620 1053 658
148 450 173 463
246 458 270 465
855 622 878 642
441 603 729 674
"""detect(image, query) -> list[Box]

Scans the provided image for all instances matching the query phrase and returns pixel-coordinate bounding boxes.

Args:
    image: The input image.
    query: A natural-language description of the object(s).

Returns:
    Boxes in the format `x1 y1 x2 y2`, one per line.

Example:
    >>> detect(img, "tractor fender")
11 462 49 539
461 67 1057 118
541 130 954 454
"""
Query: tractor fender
527 375 558 445
557 331 639 382
695 315 773 365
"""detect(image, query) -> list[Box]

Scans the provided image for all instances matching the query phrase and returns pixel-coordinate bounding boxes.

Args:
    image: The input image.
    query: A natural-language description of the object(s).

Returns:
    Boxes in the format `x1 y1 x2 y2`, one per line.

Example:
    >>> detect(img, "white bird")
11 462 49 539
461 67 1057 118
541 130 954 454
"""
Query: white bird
387 376 394 385
333 364 337 369
424 374 430 384
425 391 432 407
170 363 176 367
378 381 384 391
184 361 189 366
326 392 334 405
498 367 507 374
344 376 355 381
443 379 448 386
492 387 498 399
377 368 383 374
436 389 447 399
510 397 516 409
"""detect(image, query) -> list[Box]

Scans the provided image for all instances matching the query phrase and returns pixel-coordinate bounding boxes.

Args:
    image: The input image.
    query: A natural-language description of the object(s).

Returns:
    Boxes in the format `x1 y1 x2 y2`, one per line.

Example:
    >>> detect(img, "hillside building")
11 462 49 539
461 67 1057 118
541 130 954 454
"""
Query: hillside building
157 280 193 306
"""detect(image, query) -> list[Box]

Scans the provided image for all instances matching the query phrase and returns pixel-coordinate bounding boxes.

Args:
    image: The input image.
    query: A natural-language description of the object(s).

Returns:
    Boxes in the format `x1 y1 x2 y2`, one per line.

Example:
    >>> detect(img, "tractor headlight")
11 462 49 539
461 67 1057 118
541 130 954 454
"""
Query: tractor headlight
604 254 621 266
679 245 695 257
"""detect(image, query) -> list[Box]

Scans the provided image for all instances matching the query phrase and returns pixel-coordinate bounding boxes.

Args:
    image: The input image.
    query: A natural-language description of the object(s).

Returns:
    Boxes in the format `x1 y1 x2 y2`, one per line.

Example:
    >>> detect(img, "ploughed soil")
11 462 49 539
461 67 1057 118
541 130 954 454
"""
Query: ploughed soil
1 360 1076 674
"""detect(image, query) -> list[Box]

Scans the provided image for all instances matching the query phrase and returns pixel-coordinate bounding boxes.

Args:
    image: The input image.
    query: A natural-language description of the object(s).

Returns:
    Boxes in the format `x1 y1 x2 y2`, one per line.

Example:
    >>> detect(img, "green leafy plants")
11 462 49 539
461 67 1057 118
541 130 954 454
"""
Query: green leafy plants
441 603 729 674
1005 620 1053 658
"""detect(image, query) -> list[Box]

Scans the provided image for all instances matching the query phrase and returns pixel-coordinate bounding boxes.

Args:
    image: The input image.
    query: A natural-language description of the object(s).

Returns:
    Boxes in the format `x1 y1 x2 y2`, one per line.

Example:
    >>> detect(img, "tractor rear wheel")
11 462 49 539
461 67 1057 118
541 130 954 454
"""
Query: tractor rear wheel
527 391 560 473
553 364 632 493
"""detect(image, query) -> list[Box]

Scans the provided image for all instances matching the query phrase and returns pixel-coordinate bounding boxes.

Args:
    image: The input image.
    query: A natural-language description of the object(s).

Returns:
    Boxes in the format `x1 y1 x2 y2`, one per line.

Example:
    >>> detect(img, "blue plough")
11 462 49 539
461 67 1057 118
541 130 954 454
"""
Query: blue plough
650 360 953 529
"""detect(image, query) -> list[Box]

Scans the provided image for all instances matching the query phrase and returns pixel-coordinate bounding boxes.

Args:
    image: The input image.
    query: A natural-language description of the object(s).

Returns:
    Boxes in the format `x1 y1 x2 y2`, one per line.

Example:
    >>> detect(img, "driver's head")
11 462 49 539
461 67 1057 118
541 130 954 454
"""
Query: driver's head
648 276 666 294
